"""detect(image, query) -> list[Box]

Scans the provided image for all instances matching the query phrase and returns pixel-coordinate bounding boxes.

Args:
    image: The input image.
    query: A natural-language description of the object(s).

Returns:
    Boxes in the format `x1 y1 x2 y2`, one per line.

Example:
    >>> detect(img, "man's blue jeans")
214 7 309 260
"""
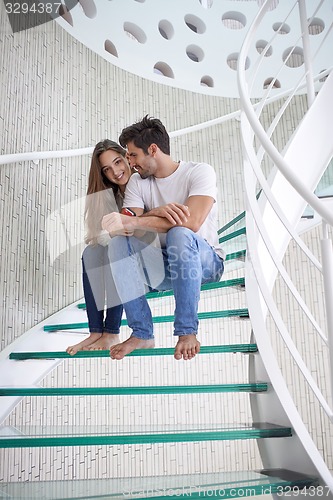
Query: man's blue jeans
108 227 224 340
82 245 123 334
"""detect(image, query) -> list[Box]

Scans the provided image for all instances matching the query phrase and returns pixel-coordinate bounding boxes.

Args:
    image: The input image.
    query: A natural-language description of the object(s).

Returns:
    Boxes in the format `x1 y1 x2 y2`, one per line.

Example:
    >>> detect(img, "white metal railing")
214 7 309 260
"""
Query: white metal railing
0 102 297 166
1 72 331 168
238 0 333 490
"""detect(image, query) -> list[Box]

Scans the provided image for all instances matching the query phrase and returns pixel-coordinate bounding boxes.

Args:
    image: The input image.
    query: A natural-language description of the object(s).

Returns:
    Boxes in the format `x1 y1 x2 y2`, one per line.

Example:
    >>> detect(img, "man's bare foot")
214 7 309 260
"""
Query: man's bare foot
66 333 102 356
83 333 120 351
110 336 155 360
174 334 200 360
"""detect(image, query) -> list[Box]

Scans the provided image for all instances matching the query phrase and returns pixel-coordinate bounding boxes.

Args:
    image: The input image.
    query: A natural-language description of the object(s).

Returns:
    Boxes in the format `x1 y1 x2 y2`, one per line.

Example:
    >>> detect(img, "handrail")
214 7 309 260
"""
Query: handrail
242 127 322 273
237 0 333 490
0 112 244 165
237 2 333 227
242 129 326 342
1 69 331 167
245 183 332 418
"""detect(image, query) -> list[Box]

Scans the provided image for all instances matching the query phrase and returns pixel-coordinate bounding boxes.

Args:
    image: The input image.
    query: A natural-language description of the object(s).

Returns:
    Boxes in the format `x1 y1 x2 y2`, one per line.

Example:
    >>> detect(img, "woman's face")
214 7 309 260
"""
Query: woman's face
99 149 131 189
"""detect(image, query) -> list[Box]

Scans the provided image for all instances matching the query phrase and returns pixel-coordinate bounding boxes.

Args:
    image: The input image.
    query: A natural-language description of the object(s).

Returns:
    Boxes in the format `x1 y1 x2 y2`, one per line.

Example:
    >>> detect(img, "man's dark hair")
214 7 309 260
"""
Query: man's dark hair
119 115 170 155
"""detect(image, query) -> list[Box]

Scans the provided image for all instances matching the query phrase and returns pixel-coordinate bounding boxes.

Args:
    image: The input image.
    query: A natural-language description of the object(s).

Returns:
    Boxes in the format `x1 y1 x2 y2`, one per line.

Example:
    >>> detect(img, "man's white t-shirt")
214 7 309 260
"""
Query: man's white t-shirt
123 161 225 260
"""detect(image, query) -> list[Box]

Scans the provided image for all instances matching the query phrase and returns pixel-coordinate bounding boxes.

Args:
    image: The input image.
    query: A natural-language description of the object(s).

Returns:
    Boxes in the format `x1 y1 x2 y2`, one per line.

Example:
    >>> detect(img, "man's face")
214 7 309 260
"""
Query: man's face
126 141 157 179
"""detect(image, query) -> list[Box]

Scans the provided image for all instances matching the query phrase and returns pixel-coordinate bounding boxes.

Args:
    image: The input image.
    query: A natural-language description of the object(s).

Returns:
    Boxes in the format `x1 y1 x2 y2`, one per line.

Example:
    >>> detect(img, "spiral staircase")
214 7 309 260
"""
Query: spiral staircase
0 212 323 499
1 0 333 498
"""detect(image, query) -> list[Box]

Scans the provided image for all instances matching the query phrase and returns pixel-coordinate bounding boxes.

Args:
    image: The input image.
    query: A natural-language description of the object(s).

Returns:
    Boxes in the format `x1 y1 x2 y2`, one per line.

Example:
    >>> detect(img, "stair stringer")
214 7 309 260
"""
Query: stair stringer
246 283 333 496
238 25 333 496
0 298 85 424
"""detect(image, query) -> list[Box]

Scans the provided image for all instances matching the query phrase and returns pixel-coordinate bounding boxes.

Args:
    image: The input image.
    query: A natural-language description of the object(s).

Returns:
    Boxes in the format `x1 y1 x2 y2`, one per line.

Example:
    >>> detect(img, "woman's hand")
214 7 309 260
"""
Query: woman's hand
145 203 190 225
101 212 135 237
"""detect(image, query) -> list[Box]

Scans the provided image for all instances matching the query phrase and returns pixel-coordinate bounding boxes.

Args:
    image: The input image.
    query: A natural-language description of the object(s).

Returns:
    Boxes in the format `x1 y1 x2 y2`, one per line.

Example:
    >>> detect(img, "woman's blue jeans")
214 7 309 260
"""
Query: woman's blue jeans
107 227 224 340
82 245 123 334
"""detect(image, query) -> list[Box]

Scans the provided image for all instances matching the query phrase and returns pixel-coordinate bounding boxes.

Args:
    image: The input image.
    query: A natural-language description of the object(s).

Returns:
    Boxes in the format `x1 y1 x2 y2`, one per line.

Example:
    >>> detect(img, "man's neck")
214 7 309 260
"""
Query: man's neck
154 158 180 179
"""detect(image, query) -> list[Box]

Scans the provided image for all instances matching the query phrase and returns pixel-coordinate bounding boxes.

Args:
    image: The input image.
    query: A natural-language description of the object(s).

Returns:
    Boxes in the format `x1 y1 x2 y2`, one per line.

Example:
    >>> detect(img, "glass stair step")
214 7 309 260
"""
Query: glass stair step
219 227 246 244
225 249 246 261
222 236 247 259
0 469 318 499
77 277 246 309
0 422 292 448
43 308 250 332
9 343 258 360
0 382 268 397
150 277 246 297
218 211 245 235
217 192 259 237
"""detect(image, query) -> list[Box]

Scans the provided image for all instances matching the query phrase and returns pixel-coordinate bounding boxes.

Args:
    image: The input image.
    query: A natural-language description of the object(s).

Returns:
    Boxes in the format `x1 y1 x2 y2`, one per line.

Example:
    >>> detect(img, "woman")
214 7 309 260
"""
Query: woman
66 140 133 355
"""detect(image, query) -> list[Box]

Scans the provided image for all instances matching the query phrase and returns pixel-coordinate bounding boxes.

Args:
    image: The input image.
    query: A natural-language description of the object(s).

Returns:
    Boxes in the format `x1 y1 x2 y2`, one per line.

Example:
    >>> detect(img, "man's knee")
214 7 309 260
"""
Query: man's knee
166 227 198 265
166 226 194 246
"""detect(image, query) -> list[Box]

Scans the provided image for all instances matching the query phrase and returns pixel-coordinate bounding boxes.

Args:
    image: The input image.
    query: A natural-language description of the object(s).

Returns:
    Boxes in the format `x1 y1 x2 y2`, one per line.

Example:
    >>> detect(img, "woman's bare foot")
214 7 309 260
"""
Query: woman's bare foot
66 333 102 356
83 333 120 351
174 334 200 360
110 336 155 360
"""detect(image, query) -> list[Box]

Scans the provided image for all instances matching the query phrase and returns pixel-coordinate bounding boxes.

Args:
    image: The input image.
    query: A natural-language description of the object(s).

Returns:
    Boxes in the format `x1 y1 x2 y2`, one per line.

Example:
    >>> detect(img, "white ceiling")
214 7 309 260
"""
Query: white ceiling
55 0 333 97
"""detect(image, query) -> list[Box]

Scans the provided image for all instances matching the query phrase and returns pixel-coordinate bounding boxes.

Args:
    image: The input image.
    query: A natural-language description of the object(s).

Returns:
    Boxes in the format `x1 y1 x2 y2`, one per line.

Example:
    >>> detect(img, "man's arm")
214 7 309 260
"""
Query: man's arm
101 196 214 236
140 203 190 226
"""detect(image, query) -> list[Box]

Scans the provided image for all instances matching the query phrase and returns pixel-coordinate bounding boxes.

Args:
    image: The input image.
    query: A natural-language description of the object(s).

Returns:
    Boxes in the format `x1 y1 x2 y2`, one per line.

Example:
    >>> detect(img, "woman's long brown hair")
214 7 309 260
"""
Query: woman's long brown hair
85 140 128 245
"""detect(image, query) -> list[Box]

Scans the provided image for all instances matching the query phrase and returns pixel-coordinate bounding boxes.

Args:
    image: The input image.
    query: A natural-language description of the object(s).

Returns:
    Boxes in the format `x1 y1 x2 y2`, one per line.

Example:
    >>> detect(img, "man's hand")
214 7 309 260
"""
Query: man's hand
101 212 135 237
144 203 190 225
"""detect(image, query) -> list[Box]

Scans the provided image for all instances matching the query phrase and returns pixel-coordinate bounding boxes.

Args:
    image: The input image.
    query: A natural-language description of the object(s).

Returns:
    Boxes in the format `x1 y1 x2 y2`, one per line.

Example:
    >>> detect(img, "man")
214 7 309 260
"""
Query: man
102 116 225 361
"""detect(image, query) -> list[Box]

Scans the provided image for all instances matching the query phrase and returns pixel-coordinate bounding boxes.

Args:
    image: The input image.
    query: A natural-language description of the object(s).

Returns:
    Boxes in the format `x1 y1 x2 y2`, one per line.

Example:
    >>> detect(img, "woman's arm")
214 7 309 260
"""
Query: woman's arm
102 196 213 236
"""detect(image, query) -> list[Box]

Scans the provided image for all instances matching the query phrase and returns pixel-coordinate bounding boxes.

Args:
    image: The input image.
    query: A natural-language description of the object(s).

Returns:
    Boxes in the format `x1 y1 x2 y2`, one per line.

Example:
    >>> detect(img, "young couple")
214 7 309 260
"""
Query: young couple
67 116 225 361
